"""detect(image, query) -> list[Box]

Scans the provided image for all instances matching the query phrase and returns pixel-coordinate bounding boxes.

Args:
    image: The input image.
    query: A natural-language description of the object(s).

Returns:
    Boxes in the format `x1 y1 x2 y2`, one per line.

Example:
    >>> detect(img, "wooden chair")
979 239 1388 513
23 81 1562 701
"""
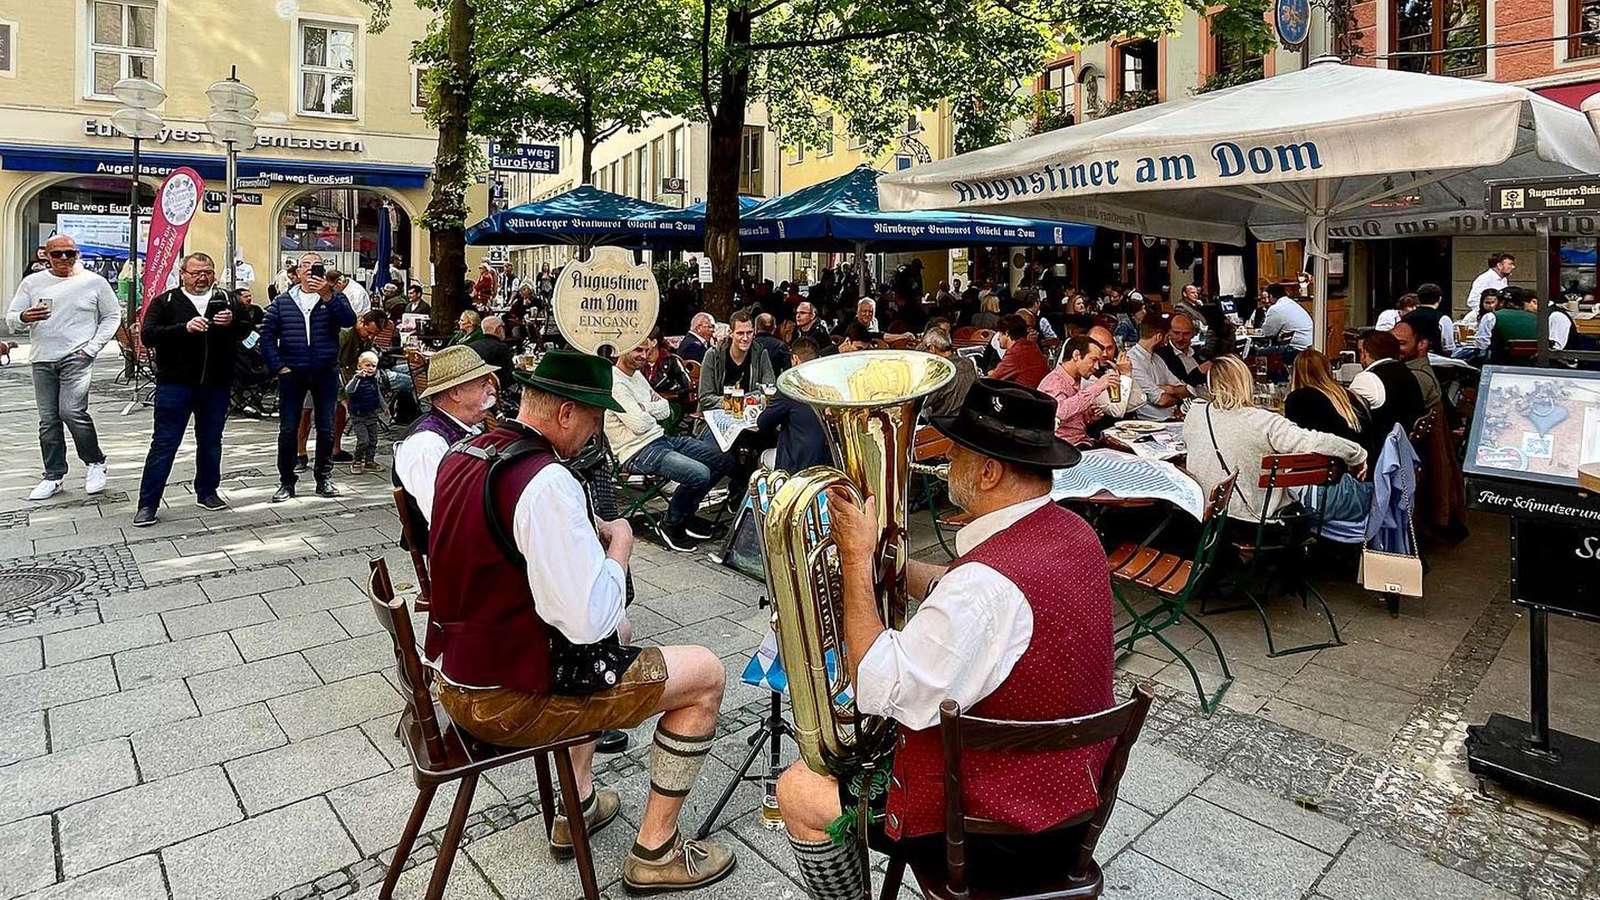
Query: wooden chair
405 347 431 398
1107 476 1238 714
390 488 432 613
879 684 1156 900
912 426 959 559
1204 454 1346 657
367 559 602 900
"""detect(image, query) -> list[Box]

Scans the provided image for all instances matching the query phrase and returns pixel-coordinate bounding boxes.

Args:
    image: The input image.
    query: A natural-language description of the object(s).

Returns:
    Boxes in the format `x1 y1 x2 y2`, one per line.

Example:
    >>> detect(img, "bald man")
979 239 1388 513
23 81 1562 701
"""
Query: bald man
7 234 120 500
754 312 792 372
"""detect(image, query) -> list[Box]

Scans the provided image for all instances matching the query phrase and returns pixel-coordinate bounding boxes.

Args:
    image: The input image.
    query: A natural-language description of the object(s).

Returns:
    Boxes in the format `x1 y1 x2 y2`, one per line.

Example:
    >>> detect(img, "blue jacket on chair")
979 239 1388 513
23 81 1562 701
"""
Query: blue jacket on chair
258 289 357 372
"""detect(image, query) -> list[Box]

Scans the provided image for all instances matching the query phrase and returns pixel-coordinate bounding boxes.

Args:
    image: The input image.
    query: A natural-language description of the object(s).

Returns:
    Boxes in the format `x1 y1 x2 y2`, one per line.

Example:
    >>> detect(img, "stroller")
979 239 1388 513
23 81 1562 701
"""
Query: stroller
231 341 278 418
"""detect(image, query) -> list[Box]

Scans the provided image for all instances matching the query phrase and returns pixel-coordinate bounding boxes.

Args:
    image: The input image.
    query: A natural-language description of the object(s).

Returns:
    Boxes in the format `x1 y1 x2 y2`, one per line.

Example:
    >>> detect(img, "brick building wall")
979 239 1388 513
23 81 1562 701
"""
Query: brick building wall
1346 0 1600 88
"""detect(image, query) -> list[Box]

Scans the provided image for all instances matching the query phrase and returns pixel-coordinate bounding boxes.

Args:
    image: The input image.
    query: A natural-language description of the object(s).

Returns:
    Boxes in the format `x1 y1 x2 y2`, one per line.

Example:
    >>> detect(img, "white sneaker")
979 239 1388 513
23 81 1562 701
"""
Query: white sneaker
28 479 63 501
84 463 108 495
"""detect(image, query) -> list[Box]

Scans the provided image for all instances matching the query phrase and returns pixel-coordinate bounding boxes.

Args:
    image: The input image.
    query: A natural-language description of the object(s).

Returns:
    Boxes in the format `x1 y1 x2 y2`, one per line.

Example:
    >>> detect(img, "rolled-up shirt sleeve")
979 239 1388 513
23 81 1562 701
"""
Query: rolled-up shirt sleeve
513 466 626 645
854 562 1033 731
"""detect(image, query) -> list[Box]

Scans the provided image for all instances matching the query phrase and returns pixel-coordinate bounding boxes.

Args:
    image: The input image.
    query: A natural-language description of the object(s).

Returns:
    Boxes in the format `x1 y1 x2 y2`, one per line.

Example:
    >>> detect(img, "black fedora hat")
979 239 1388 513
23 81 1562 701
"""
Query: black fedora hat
930 378 1081 469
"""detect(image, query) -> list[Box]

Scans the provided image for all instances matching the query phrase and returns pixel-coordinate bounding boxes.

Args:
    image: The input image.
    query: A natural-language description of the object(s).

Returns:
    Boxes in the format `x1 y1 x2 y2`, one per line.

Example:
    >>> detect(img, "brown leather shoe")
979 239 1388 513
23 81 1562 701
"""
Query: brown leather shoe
549 788 620 860
621 837 736 894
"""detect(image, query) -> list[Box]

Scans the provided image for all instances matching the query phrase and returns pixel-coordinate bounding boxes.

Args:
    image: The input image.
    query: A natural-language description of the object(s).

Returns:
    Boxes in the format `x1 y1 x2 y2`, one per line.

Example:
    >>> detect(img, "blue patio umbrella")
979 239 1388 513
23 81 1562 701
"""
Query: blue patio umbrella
464 185 681 246
738 164 1095 252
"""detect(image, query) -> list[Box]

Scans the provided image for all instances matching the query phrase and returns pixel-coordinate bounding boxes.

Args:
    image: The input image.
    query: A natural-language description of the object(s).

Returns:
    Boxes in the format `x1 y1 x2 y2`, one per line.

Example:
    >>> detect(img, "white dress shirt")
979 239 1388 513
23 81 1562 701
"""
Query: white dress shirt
1348 360 1389 410
1127 343 1179 421
855 496 1045 731
1374 309 1403 332
1259 296 1314 350
1473 311 1496 350
512 462 626 645
1551 307 1573 349
1437 313 1457 351
394 411 480 523
1466 268 1507 316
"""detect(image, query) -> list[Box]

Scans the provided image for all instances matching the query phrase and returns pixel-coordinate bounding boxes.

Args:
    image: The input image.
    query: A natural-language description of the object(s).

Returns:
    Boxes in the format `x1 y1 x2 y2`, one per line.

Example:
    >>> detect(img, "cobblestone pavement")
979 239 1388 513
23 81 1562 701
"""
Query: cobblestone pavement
0 354 1596 900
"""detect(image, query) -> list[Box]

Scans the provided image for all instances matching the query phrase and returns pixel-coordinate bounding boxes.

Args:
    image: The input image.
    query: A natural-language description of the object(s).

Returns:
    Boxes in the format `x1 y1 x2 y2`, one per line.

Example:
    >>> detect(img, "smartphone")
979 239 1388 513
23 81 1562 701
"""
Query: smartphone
308 263 326 278
36 298 52 311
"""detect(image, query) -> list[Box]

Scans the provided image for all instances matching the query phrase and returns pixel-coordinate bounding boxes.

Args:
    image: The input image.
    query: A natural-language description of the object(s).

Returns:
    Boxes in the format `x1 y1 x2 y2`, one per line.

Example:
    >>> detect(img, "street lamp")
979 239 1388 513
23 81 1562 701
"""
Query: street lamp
111 76 166 324
205 68 259 290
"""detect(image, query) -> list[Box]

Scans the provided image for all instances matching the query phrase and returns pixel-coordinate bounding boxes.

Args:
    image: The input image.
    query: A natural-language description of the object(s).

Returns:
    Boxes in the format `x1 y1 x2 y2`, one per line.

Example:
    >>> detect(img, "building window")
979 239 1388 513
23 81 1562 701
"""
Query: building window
1044 62 1076 113
87 1 156 100
668 126 684 180
789 144 804 164
739 125 764 196
820 114 835 156
903 112 922 135
650 136 665 197
1572 0 1600 60
1212 27 1263 81
410 64 429 113
1118 40 1158 95
0 19 14 77
634 147 647 198
298 21 357 117
1391 0 1485 77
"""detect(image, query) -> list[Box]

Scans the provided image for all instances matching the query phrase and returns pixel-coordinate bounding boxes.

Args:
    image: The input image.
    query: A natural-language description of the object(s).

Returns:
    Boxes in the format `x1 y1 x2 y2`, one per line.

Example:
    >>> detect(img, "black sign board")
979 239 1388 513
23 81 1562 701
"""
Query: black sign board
1486 175 1600 216
1511 518 1600 622
1466 475 1600 527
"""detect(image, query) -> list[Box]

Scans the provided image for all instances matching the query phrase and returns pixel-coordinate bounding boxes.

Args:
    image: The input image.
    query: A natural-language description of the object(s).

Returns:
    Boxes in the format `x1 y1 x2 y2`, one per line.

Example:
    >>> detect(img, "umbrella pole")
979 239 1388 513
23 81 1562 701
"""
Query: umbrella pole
1308 181 1330 352
855 241 867 300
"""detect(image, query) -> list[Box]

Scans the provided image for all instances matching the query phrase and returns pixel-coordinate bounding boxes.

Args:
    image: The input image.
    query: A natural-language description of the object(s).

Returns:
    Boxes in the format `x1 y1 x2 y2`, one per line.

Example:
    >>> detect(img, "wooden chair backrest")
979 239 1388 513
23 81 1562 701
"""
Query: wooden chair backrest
1505 339 1539 361
953 326 979 341
913 426 953 462
886 334 918 350
937 684 1156 896
1408 409 1437 446
368 558 447 763
1258 453 1342 489
1203 473 1238 522
391 487 432 604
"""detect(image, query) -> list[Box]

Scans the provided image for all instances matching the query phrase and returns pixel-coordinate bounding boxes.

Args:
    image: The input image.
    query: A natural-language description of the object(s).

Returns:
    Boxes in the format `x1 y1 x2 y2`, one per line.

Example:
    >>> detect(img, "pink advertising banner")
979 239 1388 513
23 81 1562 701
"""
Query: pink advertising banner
140 166 204 320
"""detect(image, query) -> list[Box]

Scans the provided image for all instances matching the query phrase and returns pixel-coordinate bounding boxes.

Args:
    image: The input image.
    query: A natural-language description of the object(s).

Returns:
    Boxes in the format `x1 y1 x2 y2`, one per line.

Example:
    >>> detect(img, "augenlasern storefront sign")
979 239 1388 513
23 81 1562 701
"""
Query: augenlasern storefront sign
82 118 365 154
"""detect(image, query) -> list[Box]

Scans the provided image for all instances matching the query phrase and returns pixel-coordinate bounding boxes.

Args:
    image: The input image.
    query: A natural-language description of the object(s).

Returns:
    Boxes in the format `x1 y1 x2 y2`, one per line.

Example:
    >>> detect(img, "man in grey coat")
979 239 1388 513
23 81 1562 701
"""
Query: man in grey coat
696 310 776 412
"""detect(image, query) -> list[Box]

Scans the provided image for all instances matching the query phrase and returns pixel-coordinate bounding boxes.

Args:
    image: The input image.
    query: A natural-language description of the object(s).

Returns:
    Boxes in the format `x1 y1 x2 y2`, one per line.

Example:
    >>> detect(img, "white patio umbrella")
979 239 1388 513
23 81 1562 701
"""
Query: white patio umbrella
879 58 1600 349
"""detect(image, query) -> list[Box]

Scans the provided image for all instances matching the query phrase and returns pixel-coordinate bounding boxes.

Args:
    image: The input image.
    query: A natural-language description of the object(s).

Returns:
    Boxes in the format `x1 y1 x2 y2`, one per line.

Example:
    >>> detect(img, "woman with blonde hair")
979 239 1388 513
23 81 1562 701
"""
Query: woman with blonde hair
1285 349 1367 445
1183 356 1368 522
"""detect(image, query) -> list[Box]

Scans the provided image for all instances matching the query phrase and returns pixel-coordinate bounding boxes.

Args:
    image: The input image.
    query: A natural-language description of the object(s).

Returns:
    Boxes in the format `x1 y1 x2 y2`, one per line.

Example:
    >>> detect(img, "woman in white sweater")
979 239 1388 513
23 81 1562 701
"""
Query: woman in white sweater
1184 357 1368 522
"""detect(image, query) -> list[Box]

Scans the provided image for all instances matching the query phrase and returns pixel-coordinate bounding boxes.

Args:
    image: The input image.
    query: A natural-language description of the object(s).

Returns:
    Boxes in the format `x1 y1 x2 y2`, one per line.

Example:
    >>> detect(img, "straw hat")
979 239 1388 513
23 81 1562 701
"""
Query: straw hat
419 346 499 399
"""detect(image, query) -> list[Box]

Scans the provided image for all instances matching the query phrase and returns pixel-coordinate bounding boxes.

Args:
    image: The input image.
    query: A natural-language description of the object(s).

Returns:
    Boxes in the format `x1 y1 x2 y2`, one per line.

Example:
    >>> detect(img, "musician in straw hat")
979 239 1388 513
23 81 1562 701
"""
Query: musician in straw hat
775 379 1116 899
392 345 499 536
425 350 737 893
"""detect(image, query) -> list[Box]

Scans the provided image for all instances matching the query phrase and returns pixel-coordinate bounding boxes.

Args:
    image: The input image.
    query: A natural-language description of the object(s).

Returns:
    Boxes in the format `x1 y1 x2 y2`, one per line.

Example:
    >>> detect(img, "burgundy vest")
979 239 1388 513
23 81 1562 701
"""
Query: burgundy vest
425 426 557 693
883 502 1116 839
392 412 474 553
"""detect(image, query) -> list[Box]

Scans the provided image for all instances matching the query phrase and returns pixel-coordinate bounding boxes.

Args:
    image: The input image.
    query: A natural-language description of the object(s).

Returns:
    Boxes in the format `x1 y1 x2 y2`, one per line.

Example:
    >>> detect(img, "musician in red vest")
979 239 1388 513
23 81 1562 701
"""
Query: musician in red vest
774 378 1115 899
427 350 737 893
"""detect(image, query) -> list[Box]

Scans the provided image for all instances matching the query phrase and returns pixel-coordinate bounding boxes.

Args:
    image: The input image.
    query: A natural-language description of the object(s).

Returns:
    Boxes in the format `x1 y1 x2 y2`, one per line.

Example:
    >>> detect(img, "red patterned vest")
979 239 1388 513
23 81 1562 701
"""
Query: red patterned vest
425 426 558 693
883 501 1115 839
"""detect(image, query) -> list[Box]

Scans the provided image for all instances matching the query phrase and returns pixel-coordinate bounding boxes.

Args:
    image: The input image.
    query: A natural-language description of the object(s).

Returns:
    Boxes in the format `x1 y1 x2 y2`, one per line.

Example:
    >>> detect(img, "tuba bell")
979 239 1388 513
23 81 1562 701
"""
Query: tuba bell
753 350 954 776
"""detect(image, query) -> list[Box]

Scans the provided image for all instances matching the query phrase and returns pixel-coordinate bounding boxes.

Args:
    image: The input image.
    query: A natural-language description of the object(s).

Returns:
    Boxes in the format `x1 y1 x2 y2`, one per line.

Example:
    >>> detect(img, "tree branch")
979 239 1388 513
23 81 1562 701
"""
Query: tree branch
699 0 715 118
747 26 904 52
748 0 786 17
532 0 612 39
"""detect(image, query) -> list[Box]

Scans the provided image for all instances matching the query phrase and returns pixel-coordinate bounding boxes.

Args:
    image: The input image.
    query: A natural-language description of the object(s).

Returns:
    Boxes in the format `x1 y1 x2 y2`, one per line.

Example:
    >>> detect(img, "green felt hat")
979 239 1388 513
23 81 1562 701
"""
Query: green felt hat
513 350 624 412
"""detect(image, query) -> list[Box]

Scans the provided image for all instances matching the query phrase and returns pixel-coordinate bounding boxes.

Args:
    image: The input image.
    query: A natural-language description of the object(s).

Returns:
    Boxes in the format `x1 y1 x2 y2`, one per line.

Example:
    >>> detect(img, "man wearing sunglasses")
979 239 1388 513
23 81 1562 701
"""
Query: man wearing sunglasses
6 234 121 501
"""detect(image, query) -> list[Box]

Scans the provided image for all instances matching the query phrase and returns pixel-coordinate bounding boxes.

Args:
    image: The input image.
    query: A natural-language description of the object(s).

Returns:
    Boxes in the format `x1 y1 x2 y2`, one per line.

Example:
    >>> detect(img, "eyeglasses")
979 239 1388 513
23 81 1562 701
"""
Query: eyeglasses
183 269 215 277
47 250 79 259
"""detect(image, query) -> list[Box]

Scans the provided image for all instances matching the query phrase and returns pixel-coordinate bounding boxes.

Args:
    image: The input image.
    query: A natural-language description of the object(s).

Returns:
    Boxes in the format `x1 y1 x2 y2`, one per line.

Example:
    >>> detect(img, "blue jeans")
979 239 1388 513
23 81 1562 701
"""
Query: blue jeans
624 434 734 525
32 354 105 480
138 383 230 509
278 367 340 484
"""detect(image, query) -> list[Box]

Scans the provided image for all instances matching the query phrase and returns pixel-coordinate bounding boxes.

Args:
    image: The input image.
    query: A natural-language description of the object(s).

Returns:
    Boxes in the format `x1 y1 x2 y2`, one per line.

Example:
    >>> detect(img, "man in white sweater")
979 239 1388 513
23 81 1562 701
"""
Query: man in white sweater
606 342 735 553
6 235 121 500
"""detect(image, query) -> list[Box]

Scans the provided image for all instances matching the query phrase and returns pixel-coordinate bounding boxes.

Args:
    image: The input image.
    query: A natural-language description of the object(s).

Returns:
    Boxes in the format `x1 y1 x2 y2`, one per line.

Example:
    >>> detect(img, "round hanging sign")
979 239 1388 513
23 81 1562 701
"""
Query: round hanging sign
1274 0 1311 49
551 246 660 357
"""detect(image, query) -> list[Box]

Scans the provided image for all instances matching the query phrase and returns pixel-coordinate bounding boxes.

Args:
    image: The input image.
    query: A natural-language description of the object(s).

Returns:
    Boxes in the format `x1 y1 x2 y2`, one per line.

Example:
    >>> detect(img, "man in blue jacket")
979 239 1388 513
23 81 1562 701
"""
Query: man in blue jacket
258 251 356 501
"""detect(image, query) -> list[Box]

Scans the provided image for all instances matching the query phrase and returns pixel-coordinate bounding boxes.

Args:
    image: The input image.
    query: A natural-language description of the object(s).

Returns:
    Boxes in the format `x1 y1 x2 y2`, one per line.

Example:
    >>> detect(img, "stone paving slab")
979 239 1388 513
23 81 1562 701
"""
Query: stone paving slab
1103 851 1231 900
48 678 198 749
1318 833 1516 900
0 815 56 898
0 637 41 677
113 631 242 688
262 577 368 619
185 651 321 713
0 738 137 826
301 631 393 683
57 764 243 876
199 566 301 602
14 854 168 900
0 656 118 718
162 798 361 900
161 595 275 640
131 701 288 780
328 765 506 856
225 726 391 815
230 610 347 662
1117 743 1212 815
0 711 47 766
1136 796 1332 900
264 672 403 740
1194 773 1354 854
96 582 208 622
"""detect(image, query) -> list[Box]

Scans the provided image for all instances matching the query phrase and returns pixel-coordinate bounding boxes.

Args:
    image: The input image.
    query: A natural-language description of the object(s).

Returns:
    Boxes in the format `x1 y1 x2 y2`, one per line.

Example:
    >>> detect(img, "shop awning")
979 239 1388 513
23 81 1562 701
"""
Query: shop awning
0 143 432 189
464 185 686 246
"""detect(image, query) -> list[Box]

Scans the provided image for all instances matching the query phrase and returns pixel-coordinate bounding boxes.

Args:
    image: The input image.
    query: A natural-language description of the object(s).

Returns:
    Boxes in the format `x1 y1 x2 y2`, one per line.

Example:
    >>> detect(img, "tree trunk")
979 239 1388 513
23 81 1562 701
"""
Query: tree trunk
425 0 475 333
701 10 751 320
580 94 596 185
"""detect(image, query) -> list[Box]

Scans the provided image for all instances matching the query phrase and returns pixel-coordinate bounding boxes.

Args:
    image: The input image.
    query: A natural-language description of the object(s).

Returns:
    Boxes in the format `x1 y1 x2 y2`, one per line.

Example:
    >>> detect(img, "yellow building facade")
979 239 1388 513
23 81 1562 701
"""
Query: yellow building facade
0 0 483 293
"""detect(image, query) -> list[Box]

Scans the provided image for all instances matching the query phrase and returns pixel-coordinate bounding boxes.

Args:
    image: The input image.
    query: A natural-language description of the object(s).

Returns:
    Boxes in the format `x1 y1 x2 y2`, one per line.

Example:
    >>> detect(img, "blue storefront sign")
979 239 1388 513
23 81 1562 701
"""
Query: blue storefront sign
488 142 560 174
0 144 431 190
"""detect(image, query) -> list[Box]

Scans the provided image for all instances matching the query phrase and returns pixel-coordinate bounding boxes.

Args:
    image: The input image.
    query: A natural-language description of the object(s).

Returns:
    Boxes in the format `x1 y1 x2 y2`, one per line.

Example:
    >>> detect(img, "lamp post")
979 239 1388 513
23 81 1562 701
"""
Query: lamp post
111 77 166 325
205 68 259 290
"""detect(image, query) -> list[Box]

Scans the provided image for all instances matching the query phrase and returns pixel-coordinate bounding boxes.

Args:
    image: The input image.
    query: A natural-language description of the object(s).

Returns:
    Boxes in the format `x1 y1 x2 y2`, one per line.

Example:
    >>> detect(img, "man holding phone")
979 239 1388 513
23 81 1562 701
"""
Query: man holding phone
6 234 120 501
132 253 252 526
258 251 357 500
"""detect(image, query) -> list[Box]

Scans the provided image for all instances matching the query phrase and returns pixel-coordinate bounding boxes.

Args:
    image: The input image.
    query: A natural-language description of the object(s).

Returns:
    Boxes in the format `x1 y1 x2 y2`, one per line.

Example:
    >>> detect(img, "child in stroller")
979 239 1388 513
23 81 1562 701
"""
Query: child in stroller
231 339 278 417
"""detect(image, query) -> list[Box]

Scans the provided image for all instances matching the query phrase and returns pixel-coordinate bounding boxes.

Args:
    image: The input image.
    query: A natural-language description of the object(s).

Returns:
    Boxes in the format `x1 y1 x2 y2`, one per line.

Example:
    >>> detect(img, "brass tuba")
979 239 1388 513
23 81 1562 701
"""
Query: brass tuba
754 350 954 776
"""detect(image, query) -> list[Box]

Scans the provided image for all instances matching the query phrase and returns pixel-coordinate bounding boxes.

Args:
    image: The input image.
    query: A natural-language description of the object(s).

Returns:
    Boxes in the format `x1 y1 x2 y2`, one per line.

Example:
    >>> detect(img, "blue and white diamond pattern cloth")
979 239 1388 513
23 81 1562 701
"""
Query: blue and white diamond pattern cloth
742 628 852 704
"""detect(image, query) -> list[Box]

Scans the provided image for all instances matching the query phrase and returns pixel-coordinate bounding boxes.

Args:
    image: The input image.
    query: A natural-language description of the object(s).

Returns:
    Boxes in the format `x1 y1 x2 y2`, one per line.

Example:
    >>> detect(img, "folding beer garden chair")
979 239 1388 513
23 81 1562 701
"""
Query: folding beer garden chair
1202 453 1347 657
1106 476 1238 714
